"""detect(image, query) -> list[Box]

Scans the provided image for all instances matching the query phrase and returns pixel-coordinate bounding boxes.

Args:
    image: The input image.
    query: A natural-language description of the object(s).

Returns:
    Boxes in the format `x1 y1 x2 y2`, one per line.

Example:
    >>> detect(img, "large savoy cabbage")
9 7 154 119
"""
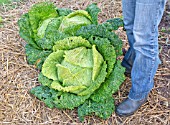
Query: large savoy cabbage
18 2 125 121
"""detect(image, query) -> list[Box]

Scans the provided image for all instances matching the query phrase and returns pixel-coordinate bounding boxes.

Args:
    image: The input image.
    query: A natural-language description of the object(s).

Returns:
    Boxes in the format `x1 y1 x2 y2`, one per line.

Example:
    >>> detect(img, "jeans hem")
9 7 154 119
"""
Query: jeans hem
128 90 149 101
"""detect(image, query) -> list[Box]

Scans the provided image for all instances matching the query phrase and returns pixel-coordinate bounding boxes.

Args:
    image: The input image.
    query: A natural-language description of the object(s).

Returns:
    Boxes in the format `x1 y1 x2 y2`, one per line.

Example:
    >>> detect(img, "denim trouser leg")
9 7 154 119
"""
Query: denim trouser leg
121 0 136 72
128 0 167 100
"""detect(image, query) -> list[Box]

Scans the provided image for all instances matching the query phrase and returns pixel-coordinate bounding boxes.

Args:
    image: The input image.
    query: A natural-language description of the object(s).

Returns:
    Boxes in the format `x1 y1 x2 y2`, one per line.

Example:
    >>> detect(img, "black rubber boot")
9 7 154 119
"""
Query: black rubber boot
115 97 147 117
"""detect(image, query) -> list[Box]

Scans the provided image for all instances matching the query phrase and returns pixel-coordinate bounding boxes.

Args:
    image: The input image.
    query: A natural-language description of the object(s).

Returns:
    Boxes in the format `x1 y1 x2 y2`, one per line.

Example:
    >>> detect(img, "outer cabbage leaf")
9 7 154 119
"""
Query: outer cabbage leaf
78 97 114 121
85 3 101 25
18 13 39 49
28 2 58 40
38 72 52 87
30 85 90 109
25 44 51 69
102 18 124 31
76 22 123 56
57 8 72 16
52 91 90 109
30 86 55 108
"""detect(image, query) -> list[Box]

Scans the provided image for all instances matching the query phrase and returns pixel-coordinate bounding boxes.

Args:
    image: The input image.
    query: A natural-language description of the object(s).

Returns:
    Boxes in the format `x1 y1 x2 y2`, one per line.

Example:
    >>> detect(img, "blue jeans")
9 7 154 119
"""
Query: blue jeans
122 0 167 100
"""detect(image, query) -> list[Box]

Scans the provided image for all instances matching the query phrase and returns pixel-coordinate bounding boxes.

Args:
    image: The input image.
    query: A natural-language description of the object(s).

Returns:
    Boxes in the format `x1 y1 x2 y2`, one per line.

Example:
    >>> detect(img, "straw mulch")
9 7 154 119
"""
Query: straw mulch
0 0 169 124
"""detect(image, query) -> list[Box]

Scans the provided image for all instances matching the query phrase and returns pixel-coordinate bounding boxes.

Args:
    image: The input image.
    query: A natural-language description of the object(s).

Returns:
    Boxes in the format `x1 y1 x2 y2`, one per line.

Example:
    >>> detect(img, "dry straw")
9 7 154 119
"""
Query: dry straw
0 0 169 124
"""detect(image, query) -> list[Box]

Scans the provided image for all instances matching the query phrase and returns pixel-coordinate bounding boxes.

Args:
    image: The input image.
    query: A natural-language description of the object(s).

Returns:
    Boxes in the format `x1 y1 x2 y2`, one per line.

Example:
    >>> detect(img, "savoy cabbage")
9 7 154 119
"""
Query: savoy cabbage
18 2 125 121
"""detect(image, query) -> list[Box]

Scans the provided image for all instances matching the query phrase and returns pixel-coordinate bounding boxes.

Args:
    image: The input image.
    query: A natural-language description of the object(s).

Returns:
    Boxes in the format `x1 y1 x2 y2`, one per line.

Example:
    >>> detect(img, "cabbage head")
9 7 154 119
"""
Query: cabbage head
42 36 107 96
31 34 125 121
18 2 100 69
18 2 125 121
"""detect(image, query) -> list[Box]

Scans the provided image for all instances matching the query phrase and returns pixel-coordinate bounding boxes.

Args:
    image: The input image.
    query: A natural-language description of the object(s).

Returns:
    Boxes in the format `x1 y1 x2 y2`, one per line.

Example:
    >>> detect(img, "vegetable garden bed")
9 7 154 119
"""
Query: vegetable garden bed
0 0 169 124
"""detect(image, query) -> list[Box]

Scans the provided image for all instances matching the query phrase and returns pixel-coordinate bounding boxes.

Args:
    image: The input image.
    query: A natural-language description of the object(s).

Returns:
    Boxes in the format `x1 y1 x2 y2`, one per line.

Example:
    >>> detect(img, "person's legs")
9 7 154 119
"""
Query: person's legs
121 0 136 73
116 0 167 116
129 0 167 100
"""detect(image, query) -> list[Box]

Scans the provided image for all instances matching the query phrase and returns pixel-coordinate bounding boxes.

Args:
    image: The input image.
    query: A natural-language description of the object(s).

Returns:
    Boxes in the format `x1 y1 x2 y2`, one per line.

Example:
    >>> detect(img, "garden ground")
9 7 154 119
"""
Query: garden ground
0 0 169 124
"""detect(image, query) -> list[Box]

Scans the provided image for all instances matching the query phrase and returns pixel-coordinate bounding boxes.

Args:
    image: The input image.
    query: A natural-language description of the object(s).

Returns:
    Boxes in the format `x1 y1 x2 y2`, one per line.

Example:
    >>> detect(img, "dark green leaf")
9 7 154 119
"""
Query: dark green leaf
30 85 90 110
30 86 55 108
85 3 101 25
25 44 51 70
57 8 72 16
90 60 125 102
76 24 123 56
18 13 40 49
38 72 53 87
78 97 114 121
52 92 90 109
102 18 124 31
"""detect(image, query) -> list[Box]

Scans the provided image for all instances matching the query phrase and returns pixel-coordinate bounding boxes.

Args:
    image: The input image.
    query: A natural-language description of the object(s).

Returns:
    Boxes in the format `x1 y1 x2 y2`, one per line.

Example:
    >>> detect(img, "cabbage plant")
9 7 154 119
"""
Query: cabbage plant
18 2 125 121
